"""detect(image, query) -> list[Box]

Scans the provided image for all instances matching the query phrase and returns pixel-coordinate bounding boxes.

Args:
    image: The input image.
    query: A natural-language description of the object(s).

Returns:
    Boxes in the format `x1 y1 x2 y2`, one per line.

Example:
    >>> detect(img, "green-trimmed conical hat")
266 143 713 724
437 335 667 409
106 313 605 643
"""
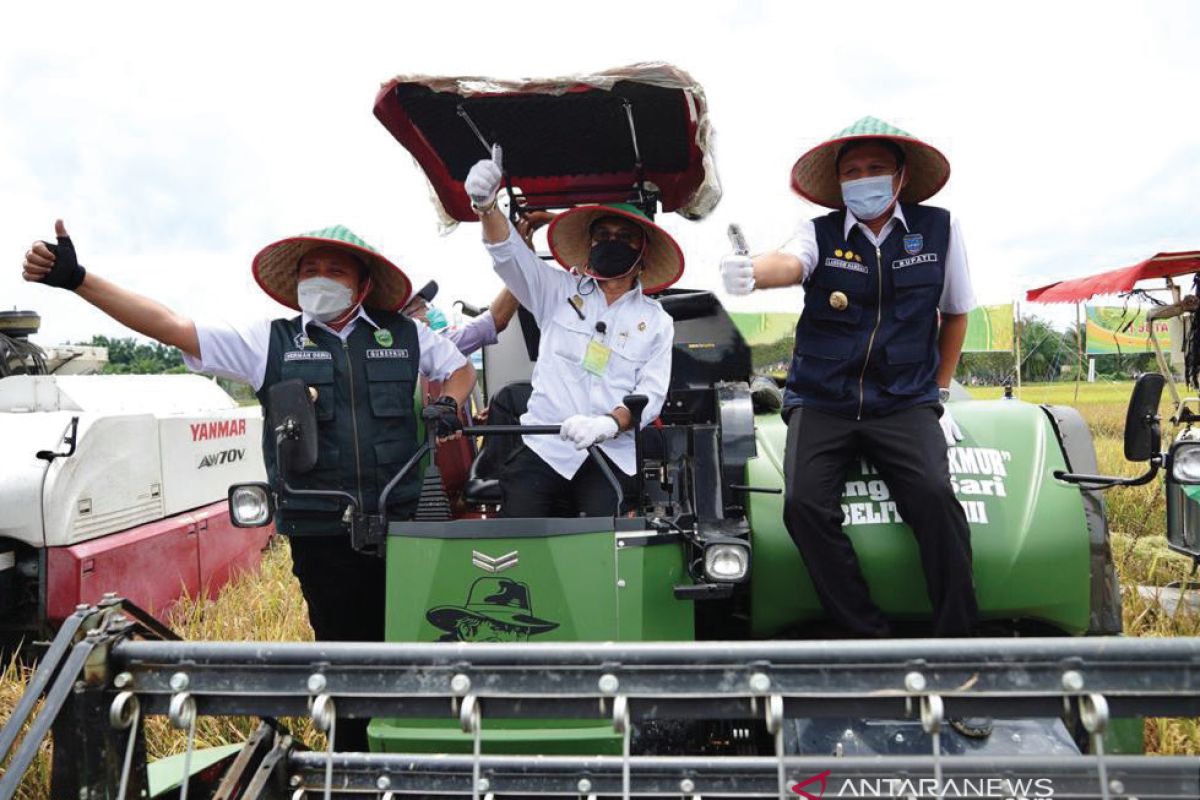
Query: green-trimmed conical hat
547 202 685 294
790 116 951 209
251 225 412 312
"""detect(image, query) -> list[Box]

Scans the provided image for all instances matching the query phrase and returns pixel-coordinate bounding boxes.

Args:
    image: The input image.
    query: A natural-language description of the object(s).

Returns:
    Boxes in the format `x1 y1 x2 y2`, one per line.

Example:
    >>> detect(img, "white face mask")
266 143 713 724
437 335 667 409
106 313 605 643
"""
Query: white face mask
297 276 355 321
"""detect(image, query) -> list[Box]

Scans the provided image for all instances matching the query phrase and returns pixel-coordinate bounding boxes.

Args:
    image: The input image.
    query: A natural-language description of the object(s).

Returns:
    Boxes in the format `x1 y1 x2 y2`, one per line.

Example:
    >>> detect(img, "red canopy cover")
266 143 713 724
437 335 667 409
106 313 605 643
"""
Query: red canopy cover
1026 252 1200 303
373 65 719 229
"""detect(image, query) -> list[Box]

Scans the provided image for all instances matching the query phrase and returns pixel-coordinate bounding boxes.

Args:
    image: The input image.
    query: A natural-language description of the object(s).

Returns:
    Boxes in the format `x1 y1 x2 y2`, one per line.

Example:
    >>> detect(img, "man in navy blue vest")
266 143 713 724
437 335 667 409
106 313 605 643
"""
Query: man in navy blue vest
720 117 978 640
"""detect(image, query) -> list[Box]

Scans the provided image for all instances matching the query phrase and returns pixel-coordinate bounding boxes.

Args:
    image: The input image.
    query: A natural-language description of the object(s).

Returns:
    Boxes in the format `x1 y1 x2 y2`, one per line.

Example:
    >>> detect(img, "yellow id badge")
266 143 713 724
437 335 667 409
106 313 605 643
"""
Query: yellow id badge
582 339 612 376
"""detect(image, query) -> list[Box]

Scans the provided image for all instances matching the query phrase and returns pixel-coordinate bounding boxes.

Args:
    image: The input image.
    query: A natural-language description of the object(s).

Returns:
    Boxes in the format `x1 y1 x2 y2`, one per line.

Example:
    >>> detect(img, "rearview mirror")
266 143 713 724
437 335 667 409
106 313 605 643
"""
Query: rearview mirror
1124 373 1164 462
268 379 318 476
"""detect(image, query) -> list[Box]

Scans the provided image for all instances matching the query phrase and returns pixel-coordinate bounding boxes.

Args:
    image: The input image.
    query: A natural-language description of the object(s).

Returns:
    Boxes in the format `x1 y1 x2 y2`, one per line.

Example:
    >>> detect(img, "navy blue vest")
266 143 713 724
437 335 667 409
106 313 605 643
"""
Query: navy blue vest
256 308 422 537
783 203 950 419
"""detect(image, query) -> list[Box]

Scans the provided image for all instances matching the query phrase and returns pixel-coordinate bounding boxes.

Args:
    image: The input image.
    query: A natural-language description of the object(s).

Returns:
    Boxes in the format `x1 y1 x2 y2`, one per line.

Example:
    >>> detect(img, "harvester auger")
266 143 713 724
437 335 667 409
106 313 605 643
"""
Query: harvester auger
6 65 1200 798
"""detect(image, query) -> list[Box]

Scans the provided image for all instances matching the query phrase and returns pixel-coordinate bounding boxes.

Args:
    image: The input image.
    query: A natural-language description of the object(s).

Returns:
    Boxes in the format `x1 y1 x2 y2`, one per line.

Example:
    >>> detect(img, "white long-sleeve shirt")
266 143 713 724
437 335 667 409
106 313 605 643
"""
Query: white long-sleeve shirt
485 224 673 478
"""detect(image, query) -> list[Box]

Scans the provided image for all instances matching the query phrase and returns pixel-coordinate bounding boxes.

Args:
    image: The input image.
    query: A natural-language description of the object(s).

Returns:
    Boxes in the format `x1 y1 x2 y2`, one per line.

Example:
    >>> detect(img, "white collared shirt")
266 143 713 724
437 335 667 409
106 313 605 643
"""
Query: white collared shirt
486 224 673 478
182 305 468 391
780 205 976 314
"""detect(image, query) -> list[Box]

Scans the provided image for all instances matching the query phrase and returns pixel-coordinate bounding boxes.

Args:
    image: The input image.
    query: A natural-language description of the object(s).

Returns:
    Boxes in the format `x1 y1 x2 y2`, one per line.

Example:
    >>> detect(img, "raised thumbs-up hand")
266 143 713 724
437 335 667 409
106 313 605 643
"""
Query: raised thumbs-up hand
22 219 87 290
465 143 504 212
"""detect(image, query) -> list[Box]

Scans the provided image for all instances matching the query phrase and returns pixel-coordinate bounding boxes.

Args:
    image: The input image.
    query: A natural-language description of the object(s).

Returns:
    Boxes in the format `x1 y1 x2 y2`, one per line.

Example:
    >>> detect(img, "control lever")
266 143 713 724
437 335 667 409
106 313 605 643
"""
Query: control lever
623 394 649 515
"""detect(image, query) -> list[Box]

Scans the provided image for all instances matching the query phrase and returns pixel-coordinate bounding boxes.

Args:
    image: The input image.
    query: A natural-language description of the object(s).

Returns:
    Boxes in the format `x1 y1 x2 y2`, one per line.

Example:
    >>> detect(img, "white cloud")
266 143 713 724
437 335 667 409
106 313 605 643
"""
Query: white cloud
3 0 1198 345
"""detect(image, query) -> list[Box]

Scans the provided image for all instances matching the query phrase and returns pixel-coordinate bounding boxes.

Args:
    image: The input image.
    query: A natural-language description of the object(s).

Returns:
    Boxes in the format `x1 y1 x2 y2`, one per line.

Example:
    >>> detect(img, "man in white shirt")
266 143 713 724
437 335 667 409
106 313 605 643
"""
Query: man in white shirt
21 221 475 649
719 117 979 643
464 154 676 517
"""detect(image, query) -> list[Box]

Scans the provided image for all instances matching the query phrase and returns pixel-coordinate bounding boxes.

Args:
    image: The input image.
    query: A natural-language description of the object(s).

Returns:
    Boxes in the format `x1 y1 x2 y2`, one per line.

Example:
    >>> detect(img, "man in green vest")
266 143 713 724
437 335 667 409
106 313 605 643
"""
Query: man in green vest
21 221 475 645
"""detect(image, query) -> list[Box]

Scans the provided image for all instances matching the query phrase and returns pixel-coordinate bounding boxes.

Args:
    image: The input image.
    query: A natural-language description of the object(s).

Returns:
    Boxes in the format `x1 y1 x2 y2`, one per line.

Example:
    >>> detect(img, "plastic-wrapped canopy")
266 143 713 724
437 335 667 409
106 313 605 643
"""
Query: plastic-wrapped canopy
373 63 721 233
1026 251 1200 303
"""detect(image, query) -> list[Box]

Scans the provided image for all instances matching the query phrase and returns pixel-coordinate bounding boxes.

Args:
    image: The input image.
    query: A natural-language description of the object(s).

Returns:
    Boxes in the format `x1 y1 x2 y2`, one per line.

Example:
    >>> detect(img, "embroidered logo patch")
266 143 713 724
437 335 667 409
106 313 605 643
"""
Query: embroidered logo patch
822 256 868 274
293 332 316 349
903 233 924 255
892 253 939 269
374 328 394 348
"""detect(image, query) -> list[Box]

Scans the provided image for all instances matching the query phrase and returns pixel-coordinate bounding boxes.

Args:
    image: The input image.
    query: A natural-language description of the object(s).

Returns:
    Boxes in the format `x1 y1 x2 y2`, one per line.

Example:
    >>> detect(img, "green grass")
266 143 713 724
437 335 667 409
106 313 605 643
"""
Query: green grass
3 381 1198 798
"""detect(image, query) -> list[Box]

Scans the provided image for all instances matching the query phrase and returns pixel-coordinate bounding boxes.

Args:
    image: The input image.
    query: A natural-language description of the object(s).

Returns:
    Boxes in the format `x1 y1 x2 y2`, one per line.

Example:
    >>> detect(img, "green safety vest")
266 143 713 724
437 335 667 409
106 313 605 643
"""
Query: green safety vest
256 308 422 537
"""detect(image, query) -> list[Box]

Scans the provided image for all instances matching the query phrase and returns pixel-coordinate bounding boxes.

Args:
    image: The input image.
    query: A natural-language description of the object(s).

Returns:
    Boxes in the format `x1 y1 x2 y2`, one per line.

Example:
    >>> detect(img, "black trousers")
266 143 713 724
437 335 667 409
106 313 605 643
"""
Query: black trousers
289 535 387 751
783 405 978 638
499 445 637 517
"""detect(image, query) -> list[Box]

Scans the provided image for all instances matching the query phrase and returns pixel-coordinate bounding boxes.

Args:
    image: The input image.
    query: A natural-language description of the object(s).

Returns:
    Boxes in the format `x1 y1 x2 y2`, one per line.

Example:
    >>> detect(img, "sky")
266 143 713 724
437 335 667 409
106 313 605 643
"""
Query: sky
3 0 1198 346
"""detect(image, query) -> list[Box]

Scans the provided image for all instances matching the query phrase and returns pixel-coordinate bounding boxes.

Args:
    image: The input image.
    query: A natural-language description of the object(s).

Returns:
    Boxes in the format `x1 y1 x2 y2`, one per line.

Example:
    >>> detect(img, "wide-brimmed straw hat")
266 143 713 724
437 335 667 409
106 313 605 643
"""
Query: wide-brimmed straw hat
790 116 951 209
251 225 412 312
547 203 685 294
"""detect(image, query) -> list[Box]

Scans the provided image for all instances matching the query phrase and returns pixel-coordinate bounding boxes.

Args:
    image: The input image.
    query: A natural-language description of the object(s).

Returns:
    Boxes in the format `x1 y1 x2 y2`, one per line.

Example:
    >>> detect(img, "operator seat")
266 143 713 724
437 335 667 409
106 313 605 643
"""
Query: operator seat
463 381 533 506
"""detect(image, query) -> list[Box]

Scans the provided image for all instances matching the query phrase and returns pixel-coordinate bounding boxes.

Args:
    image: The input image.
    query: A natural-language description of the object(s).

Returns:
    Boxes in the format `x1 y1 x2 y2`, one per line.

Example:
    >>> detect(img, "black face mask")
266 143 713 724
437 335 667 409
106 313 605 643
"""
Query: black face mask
588 240 642 278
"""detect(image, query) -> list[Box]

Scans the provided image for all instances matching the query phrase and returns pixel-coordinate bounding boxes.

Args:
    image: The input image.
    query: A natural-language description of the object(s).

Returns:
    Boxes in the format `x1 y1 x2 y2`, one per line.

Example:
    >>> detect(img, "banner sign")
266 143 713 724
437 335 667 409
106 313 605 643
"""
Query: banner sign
730 303 1014 372
729 312 798 377
961 303 1015 353
1084 305 1169 354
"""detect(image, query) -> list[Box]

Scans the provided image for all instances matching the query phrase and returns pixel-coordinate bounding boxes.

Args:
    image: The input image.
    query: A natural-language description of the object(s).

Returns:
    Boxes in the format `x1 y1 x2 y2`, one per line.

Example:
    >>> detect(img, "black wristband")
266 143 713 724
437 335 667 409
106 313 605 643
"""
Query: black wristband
42 236 87 291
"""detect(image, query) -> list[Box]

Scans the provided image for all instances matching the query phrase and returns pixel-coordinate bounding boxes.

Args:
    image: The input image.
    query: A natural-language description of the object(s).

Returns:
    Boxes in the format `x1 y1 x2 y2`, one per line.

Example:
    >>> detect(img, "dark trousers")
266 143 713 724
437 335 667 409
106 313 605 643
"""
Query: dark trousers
783 405 978 638
289 535 387 751
499 445 637 517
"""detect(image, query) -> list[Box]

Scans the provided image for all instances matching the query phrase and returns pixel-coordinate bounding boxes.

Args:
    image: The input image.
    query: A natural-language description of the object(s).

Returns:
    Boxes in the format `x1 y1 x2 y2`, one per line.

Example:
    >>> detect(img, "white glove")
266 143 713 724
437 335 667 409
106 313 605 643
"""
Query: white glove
720 253 755 295
560 414 620 450
464 146 504 208
940 406 963 446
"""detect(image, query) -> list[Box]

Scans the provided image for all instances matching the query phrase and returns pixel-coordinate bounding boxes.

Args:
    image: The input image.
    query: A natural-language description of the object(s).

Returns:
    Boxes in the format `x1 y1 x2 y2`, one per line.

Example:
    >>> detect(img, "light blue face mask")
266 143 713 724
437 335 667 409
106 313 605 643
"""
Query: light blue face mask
840 173 899 222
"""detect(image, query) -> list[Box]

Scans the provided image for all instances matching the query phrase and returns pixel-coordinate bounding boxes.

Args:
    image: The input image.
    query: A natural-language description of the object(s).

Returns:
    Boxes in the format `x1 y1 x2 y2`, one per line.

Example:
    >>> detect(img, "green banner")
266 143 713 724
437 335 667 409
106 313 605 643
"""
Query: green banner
1085 305 1168 354
729 312 798 377
730 303 1014 373
962 303 1014 353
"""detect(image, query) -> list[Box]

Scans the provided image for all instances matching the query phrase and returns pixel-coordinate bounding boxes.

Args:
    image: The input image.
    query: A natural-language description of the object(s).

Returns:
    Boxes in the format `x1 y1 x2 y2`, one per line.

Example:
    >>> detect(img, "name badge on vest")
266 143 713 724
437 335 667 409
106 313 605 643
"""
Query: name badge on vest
892 253 939 270
283 349 332 362
822 256 868 274
366 348 410 359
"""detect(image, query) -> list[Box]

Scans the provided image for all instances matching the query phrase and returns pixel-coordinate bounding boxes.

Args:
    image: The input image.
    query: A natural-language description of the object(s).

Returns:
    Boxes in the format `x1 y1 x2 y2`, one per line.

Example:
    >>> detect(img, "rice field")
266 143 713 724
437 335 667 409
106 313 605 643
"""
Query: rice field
2 379 1198 797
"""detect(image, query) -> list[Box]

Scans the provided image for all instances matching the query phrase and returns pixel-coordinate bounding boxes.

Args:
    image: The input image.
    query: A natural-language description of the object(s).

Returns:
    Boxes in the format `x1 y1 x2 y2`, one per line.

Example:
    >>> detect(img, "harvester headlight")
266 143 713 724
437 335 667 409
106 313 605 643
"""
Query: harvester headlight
1172 445 1200 484
228 483 274 527
704 542 750 583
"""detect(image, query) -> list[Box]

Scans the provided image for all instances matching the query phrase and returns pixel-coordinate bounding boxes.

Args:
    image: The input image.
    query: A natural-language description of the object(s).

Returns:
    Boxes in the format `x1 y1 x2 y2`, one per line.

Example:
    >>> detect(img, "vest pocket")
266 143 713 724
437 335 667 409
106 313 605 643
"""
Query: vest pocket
280 360 335 421
791 330 854 399
881 339 936 396
374 438 419 510
808 266 868 324
892 262 942 321
277 438 343 515
365 359 415 418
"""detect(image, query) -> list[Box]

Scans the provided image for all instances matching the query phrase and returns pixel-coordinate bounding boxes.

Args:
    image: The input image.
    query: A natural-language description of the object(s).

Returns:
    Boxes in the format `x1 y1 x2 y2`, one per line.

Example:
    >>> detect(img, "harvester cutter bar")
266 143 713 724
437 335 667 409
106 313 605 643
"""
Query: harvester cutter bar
0 638 97 799
0 604 88 759
287 752 1200 798
111 636 1200 720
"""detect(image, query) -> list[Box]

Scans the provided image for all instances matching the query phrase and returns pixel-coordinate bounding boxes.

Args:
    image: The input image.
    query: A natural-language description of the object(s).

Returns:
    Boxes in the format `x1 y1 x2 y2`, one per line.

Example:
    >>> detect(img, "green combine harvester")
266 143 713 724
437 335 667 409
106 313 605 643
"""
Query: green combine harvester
3 66 1199 799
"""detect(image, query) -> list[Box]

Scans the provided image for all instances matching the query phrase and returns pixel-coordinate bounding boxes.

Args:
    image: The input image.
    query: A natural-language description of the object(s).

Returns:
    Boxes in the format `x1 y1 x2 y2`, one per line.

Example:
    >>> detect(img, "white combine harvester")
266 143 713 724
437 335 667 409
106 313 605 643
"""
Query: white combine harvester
0 310 272 642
